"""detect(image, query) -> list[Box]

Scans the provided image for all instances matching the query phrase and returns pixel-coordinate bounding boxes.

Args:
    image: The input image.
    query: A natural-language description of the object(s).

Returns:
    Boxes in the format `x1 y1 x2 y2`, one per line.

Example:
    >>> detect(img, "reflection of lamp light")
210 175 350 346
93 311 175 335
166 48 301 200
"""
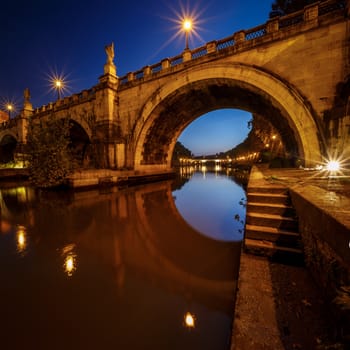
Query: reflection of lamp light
62 244 77 277
184 312 196 329
16 226 27 253
66 256 73 271
64 253 76 276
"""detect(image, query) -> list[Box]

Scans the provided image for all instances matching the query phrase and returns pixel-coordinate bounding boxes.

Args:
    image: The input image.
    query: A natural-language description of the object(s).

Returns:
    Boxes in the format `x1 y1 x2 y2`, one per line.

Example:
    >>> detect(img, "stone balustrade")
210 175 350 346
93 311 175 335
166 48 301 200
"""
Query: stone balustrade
2 0 346 120
118 0 345 86
31 87 96 117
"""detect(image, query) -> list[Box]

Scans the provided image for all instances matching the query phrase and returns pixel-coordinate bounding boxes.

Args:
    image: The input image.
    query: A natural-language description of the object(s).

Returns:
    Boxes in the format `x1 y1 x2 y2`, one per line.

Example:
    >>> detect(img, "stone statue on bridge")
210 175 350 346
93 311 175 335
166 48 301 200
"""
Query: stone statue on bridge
105 42 114 65
23 87 33 111
104 42 117 76
24 88 30 103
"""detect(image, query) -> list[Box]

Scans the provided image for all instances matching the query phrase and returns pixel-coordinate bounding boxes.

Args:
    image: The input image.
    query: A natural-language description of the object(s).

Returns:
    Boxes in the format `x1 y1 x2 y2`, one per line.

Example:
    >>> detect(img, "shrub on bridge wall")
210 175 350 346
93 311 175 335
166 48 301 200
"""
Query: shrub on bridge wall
27 115 76 188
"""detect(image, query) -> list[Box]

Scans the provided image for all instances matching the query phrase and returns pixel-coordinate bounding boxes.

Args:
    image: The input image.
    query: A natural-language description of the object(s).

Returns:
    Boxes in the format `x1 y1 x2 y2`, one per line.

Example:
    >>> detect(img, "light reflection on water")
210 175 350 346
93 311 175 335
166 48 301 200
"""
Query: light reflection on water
16 225 27 254
0 170 246 350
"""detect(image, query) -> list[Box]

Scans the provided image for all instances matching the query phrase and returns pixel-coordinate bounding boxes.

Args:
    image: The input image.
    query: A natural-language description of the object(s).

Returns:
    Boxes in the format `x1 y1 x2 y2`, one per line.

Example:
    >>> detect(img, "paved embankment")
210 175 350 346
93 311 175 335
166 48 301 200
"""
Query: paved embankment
231 166 350 349
68 169 175 188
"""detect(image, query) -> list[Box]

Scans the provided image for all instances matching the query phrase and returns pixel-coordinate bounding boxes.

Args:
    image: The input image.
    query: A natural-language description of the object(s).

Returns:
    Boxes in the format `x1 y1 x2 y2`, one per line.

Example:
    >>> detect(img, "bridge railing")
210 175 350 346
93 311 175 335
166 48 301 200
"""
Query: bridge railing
8 0 344 120
118 0 345 86
0 117 17 131
319 0 346 15
244 24 267 40
217 36 235 51
278 11 304 29
170 54 183 66
31 86 97 117
15 0 345 121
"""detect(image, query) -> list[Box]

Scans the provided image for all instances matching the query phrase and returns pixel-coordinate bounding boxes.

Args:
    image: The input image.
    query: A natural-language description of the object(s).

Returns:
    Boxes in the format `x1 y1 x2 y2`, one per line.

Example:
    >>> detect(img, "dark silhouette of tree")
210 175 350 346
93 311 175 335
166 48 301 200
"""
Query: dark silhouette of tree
172 141 193 164
27 115 76 188
270 0 320 17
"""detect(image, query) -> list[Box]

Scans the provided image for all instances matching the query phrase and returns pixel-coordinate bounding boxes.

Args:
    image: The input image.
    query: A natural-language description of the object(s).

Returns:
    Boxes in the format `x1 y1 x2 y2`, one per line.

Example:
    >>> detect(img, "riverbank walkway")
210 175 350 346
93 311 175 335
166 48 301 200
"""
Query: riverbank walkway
231 165 350 350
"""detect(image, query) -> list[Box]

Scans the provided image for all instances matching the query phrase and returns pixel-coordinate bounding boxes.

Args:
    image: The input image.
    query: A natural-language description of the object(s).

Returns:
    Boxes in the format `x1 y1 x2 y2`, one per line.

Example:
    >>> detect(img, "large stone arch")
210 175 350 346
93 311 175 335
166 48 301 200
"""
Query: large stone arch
133 63 323 170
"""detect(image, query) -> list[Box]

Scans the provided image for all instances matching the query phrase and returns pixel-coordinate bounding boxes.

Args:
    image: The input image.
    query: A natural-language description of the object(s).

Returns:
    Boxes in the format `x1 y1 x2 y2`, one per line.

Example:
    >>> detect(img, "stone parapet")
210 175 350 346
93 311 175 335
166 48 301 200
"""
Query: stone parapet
290 184 350 266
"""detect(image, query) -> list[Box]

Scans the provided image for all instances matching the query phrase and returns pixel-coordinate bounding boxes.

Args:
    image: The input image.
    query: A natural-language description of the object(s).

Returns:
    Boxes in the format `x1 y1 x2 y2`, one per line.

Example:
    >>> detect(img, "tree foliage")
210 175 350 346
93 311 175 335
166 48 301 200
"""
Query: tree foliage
172 141 193 164
27 115 75 188
270 0 319 17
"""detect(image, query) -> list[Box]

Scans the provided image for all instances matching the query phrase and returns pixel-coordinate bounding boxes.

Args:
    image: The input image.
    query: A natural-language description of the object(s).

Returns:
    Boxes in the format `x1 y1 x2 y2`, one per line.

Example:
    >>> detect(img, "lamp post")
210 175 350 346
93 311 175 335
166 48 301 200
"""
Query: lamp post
6 104 13 118
183 18 192 50
54 79 63 100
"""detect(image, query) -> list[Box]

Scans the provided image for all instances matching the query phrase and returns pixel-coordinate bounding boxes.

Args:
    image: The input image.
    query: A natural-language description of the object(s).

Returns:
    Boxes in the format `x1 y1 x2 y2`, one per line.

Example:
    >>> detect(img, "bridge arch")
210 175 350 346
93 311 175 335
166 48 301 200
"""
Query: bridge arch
0 133 18 164
68 119 92 167
68 114 93 141
134 63 323 169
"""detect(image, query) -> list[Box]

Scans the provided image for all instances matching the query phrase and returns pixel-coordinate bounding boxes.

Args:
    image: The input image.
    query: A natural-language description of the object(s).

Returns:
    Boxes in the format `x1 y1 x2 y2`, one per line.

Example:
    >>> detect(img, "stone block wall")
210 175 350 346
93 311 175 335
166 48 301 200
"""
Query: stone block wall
290 184 350 341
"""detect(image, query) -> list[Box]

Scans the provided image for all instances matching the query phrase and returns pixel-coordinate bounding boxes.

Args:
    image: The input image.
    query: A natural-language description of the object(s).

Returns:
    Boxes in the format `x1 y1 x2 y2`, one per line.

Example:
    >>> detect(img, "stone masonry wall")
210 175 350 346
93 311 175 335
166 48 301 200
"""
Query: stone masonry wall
290 184 350 340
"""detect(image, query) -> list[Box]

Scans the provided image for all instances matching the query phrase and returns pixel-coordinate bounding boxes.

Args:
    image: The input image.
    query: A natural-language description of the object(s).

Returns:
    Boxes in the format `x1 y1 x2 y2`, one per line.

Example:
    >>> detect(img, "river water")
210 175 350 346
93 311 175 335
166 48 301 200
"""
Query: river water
0 167 247 350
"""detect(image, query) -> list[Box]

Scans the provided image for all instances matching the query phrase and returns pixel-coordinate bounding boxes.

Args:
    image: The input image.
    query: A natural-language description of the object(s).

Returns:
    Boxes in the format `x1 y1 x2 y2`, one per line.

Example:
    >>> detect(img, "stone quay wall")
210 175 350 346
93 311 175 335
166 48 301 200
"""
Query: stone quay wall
290 184 350 339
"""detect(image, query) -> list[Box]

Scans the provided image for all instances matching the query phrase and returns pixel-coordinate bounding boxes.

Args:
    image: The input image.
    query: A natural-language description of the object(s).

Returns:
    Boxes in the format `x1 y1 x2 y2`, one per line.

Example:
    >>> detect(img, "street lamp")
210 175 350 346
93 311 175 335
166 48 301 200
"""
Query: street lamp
6 104 13 118
326 160 340 172
182 18 192 50
54 79 63 100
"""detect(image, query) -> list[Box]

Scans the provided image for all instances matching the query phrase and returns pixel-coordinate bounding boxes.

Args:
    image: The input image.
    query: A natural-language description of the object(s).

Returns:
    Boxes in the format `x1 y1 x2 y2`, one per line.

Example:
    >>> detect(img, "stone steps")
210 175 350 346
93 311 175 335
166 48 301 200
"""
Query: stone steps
244 185 304 264
245 224 301 249
246 212 299 231
247 192 291 205
248 186 288 195
247 202 296 216
244 238 304 264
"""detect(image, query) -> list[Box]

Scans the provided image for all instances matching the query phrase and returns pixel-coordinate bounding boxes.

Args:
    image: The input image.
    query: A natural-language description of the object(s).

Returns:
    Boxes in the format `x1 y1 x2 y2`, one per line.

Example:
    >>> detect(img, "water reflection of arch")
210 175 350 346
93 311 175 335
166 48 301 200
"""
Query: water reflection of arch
67 182 240 311
132 180 241 311
0 187 35 225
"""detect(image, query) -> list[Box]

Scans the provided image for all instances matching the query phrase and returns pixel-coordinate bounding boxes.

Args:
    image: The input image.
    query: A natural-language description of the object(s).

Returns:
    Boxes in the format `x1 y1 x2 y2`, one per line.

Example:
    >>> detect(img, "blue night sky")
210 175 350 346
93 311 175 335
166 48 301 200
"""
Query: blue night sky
0 0 273 155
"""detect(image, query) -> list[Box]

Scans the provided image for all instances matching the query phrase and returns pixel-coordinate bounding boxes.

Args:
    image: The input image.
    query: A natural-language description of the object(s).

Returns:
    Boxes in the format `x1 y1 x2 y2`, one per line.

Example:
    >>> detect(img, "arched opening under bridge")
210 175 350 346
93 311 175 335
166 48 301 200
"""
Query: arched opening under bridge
69 120 91 167
134 64 323 170
177 109 252 160
0 134 17 164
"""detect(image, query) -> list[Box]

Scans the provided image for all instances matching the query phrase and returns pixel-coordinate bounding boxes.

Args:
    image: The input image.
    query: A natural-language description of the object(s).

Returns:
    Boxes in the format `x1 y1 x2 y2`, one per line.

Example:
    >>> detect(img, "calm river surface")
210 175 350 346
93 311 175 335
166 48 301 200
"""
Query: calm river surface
0 168 247 350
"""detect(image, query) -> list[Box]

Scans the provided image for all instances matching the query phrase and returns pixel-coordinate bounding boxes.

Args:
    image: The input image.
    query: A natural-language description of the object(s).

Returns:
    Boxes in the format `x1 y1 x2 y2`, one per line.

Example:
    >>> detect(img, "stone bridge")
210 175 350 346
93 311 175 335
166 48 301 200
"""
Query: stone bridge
0 0 349 172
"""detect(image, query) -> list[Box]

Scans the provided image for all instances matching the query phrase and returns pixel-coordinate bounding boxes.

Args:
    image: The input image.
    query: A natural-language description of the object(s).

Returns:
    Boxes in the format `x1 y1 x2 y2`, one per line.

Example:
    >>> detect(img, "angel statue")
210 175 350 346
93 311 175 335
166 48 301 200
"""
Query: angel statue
105 42 115 65
24 88 31 102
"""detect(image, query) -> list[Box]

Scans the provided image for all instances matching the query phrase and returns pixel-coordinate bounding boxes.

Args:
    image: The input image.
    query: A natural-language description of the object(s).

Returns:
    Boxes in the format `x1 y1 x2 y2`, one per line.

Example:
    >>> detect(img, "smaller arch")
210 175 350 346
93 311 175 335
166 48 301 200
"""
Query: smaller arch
69 114 93 141
68 120 92 168
0 134 18 164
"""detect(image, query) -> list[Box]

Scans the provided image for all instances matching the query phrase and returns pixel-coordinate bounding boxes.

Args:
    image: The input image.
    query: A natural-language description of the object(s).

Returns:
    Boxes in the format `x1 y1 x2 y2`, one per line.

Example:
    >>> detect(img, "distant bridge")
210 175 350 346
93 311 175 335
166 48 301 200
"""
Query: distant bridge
0 0 349 173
